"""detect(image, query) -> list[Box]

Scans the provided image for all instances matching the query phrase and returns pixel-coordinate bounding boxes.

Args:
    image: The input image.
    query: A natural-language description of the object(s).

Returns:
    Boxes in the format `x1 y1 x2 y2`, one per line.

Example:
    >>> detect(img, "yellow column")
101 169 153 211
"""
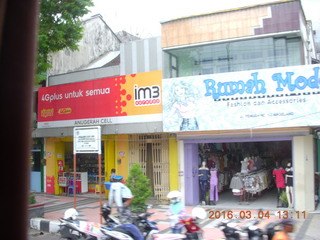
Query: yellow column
169 135 179 191
44 137 65 195
104 135 115 197
116 134 129 180
104 136 115 179
55 141 65 195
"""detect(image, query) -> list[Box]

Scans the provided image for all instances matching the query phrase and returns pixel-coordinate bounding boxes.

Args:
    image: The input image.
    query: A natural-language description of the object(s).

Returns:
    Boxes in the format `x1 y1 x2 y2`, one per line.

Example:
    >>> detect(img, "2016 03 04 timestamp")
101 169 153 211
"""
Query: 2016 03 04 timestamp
208 210 271 220
208 210 307 220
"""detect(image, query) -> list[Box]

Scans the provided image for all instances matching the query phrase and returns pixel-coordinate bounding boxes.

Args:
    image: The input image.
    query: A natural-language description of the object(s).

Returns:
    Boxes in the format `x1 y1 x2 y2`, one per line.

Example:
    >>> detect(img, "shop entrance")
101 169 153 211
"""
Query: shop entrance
129 134 170 201
185 139 293 209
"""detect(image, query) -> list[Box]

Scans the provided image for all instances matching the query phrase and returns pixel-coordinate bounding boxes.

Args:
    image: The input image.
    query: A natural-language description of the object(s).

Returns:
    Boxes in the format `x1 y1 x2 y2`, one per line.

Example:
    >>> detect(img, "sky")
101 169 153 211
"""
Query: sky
84 0 320 40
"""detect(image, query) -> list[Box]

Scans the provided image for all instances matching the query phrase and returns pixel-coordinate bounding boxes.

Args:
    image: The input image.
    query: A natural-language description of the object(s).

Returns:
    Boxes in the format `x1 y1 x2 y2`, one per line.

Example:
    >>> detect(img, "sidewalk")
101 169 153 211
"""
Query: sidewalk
30 193 320 240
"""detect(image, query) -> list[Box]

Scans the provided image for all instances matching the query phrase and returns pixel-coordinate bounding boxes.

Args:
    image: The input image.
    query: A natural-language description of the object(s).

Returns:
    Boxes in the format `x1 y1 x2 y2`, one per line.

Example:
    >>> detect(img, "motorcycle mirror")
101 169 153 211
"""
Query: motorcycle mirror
191 207 207 219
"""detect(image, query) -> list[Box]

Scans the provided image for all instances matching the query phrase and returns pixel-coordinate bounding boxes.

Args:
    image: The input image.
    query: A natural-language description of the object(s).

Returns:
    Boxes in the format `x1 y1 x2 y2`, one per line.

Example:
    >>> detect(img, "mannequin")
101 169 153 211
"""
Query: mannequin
199 161 210 205
285 163 293 208
272 165 286 207
241 157 249 173
209 164 219 205
247 157 254 172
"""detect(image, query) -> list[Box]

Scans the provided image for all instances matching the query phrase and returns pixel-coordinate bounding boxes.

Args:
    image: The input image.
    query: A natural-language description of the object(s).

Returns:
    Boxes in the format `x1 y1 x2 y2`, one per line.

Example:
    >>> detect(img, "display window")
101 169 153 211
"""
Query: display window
62 142 105 193
196 140 293 208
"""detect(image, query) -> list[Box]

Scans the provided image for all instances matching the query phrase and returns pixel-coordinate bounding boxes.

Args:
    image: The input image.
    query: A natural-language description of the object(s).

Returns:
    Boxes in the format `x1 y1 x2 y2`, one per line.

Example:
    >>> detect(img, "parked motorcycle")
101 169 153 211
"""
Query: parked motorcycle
151 207 207 240
216 218 282 240
59 208 134 240
101 204 159 240
102 205 207 240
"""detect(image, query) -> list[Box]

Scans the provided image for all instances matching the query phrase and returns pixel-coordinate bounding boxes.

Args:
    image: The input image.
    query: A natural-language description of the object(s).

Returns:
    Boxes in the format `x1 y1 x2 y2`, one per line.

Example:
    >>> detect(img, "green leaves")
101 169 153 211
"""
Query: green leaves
126 163 152 211
36 0 93 85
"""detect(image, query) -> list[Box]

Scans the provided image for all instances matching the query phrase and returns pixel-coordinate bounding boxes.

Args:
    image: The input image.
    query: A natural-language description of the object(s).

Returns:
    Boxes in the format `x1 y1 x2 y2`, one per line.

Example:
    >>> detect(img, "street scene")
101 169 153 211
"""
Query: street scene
3 0 319 239
28 193 319 240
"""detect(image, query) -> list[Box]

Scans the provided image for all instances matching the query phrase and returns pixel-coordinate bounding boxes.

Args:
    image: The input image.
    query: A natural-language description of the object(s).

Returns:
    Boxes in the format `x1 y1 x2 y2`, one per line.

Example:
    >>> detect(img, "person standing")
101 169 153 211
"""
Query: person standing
109 168 116 182
107 176 143 240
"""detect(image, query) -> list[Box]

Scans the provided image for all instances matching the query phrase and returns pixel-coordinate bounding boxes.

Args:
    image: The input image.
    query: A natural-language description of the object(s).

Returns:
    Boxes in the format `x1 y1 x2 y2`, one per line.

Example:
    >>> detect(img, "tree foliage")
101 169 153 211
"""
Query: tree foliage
126 163 152 212
37 0 93 84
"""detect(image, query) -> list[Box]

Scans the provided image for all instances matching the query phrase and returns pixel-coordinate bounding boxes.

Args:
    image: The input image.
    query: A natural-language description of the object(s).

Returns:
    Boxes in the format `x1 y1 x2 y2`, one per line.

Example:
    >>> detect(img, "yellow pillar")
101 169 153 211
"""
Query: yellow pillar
169 135 179 191
104 135 115 197
44 137 65 195
55 141 65 195
115 135 129 180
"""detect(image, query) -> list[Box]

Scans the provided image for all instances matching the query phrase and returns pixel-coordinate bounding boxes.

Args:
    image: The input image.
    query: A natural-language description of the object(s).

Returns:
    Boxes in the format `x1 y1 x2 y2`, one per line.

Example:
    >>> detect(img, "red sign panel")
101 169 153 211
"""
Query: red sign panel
37 71 162 128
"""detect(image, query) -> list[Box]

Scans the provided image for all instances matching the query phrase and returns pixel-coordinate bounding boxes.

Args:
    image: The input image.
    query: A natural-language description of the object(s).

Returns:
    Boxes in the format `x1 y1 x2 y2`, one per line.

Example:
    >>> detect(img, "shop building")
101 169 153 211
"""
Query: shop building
32 13 177 201
161 0 319 211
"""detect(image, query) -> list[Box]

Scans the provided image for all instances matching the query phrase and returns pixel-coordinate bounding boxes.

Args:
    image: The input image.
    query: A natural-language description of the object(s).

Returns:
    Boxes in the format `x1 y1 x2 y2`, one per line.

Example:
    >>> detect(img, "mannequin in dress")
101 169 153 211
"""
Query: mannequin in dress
199 161 210 205
241 157 249 173
209 163 219 205
247 157 254 172
272 164 286 207
285 163 293 208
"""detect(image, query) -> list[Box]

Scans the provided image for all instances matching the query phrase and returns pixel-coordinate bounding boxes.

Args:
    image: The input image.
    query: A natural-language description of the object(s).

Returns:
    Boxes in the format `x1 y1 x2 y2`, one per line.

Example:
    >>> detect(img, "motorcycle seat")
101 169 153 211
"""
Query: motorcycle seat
153 233 186 239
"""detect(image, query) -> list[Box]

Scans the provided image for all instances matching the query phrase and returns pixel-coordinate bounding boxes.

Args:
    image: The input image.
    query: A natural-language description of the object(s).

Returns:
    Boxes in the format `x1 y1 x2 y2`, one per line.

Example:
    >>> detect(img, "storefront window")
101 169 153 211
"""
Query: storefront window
163 37 301 78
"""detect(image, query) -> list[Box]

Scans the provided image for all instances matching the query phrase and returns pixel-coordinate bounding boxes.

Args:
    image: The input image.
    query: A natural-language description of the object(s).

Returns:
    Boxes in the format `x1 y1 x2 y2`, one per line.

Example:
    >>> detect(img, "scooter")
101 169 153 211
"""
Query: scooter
216 218 281 240
102 205 206 240
151 207 207 240
101 204 159 240
59 208 134 240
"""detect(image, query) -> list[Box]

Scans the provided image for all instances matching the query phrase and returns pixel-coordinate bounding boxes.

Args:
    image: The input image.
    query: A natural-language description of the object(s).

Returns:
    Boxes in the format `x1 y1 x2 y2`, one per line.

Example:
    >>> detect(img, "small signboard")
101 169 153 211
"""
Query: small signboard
73 126 101 154
58 176 68 187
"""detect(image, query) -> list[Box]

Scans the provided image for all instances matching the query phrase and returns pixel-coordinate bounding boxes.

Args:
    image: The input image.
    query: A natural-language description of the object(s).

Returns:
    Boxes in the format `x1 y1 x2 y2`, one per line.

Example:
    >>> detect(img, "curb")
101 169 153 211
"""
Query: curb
30 218 60 234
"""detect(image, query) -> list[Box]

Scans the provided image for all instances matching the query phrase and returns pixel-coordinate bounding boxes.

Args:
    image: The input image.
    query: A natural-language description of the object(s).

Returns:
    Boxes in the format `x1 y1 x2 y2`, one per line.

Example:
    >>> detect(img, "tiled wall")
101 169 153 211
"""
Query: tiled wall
161 1 300 48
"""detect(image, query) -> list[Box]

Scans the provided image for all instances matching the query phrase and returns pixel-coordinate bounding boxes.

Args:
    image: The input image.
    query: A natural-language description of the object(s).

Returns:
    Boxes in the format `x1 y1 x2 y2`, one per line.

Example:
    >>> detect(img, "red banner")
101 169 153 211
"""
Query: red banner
37 71 162 128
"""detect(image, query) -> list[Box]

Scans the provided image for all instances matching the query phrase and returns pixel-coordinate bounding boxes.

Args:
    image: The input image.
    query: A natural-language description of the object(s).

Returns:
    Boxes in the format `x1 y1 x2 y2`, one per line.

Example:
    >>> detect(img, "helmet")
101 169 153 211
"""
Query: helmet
191 207 207 219
101 203 111 215
64 208 79 220
167 190 182 202
112 175 123 182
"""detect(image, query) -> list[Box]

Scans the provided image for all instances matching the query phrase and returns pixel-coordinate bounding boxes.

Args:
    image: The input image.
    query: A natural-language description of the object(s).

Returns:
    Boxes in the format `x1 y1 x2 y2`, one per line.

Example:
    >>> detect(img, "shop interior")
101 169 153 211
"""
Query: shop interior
197 140 293 209
59 142 106 194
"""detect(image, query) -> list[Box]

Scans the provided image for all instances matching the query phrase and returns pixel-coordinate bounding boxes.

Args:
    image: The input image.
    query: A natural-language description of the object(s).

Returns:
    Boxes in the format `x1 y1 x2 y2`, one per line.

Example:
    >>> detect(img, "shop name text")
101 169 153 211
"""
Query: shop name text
204 67 320 100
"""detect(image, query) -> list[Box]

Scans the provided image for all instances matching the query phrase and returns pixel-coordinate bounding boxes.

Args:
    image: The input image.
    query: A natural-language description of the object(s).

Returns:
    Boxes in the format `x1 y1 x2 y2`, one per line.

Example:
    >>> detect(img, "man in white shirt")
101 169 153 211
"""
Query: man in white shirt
107 176 143 240
108 175 134 208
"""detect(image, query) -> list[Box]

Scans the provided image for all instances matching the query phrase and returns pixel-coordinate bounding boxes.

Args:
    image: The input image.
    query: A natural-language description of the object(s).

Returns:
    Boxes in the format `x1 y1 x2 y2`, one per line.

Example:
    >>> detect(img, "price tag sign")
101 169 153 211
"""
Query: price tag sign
73 126 101 154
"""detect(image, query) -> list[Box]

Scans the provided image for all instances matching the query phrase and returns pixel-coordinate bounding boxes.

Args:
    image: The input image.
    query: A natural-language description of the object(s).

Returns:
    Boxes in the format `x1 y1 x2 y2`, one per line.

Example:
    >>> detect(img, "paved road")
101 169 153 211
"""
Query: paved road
29 229 59 240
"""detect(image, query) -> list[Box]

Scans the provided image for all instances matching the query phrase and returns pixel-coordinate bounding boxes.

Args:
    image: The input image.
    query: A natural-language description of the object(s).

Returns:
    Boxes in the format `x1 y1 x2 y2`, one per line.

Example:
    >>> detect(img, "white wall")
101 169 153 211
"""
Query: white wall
48 15 120 76
293 135 315 211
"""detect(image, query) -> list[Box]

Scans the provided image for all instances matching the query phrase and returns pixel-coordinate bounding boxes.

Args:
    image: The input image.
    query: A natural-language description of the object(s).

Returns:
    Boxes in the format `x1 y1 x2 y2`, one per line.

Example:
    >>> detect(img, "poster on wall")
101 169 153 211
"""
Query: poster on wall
38 71 162 128
162 64 320 132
